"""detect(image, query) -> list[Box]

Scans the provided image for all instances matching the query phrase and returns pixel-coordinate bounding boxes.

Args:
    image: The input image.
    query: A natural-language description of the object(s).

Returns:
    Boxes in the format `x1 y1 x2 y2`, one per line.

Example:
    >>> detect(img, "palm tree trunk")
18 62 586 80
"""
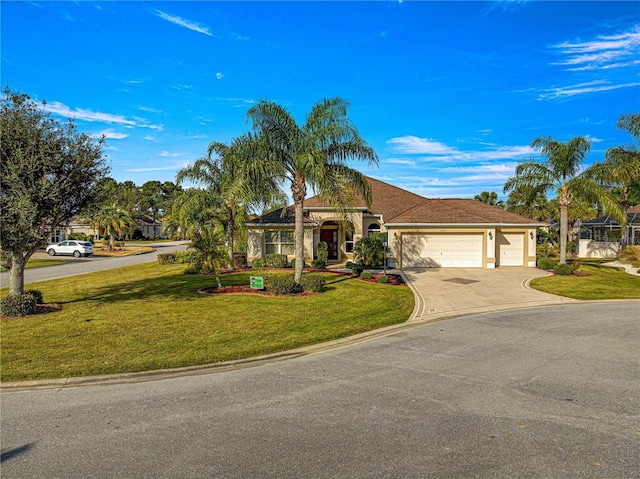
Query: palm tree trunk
621 186 629 246
292 173 306 284
559 202 569 264
226 206 235 270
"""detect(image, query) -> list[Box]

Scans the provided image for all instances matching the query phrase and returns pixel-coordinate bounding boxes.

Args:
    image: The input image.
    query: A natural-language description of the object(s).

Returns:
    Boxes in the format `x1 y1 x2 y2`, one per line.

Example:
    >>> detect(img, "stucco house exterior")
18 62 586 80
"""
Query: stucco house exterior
247 177 543 269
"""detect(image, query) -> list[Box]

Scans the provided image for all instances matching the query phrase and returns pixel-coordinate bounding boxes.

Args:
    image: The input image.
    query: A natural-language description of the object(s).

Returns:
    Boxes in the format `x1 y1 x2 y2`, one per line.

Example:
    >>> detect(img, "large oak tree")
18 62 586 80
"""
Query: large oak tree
1 88 108 295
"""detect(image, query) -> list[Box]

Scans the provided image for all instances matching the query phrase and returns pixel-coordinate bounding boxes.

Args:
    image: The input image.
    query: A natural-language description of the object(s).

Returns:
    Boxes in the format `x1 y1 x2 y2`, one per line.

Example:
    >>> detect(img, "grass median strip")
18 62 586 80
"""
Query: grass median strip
530 262 640 300
0 263 414 382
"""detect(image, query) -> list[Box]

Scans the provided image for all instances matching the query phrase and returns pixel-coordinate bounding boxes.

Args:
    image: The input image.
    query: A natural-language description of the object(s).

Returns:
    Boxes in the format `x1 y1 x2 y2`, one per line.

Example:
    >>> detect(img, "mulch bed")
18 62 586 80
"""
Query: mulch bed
1 303 62 320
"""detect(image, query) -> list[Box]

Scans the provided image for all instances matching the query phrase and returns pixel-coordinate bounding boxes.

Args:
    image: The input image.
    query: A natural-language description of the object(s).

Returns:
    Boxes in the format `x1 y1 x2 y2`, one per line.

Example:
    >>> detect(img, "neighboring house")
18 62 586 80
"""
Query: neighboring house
578 204 640 257
48 216 167 243
247 177 543 269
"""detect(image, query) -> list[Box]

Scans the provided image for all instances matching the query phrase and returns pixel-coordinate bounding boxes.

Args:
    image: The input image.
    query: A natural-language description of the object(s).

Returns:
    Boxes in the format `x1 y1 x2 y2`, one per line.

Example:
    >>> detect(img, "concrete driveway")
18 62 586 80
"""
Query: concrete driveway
401 267 577 321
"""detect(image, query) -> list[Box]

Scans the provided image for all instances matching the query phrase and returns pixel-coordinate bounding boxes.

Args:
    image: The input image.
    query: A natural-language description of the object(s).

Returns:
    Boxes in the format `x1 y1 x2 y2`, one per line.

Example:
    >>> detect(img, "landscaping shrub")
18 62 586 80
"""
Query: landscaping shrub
553 263 574 276
157 252 177 264
25 289 44 304
360 272 373 280
266 254 288 268
183 264 202 275
346 261 364 276
311 259 327 269
353 232 386 267
313 241 328 269
300 274 326 293
1 293 37 317
267 274 303 295
252 258 265 269
619 246 640 267
175 250 201 264
377 275 389 284
537 258 558 270
233 252 247 268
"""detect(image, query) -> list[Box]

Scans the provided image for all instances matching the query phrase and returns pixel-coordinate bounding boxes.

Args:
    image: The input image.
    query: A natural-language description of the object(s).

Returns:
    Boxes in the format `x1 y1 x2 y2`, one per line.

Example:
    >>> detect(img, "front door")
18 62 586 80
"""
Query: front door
320 228 338 260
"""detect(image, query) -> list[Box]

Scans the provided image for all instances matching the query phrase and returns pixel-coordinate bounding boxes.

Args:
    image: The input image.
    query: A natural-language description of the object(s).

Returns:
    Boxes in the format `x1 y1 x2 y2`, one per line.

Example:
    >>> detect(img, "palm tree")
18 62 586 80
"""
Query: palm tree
587 113 640 244
91 204 134 250
504 136 622 264
474 191 504 208
190 227 229 288
177 138 284 269
163 189 222 241
243 97 379 283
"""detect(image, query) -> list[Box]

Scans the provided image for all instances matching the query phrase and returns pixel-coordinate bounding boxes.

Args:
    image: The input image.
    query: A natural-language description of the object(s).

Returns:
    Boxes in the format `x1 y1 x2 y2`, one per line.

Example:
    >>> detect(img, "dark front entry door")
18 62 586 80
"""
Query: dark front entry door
320 229 338 260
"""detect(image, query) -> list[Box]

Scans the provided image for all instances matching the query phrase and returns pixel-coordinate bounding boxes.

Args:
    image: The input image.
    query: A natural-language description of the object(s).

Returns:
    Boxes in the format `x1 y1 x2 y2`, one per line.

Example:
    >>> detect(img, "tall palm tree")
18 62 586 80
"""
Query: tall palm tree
587 113 640 244
504 136 622 264
91 204 134 249
243 97 379 283
163 188 222 241
177 138 284 269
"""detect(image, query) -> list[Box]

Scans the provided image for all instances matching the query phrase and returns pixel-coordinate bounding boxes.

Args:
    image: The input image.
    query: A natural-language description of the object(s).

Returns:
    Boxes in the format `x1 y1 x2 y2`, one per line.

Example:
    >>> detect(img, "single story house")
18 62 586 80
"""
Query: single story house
579 204 640 244
247 177 543 269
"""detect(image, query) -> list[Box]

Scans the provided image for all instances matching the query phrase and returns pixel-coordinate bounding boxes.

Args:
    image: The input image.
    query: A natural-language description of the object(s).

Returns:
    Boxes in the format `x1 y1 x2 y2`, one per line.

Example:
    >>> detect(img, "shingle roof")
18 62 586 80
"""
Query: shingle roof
628 204 640 213
249 206 314 225
250 177 540 226
304 177 426 221
386 198 540 225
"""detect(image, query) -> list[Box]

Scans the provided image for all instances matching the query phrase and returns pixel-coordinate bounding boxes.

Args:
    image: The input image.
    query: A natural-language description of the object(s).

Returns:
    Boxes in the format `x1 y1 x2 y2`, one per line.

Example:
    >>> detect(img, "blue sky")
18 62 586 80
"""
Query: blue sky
2 1 639 199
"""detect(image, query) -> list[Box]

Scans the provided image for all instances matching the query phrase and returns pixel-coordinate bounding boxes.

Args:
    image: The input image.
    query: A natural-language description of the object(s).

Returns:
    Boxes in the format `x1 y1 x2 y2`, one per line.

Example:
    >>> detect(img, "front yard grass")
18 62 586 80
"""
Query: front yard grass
0 264 414 382
0 258 67 272
530 261 640 300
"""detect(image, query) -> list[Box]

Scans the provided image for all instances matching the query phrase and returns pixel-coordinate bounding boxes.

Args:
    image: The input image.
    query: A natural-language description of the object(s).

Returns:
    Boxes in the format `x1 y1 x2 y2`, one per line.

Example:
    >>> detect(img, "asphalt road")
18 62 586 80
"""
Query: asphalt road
2 302 638 479
0 241 188 287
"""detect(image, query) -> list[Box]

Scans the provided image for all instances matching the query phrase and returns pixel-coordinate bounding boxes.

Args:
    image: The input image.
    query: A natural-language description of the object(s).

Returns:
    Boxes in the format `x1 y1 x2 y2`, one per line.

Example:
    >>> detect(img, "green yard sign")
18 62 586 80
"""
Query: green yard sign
250 276 264 290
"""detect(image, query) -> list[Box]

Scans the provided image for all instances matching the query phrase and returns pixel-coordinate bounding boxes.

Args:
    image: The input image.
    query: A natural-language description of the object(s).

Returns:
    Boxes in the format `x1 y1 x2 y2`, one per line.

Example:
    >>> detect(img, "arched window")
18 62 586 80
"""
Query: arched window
367 223 381 236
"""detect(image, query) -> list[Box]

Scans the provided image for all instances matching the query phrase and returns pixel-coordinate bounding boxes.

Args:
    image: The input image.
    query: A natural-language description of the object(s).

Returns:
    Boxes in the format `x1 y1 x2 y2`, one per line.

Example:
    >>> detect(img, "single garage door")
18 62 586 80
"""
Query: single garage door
402 234 483 268
496 232 524 266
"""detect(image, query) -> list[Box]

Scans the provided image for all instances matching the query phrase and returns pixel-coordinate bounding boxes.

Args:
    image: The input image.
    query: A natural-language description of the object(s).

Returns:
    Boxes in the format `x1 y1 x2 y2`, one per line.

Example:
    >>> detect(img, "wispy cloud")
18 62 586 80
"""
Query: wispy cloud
126 163 188 173
216 72 224 80
551 25 640 71
386 136 533 163
538 80 640 100
42 101 164 131
94 128 129 140
159 150 182 158
386 158 417 167
153 9 213 37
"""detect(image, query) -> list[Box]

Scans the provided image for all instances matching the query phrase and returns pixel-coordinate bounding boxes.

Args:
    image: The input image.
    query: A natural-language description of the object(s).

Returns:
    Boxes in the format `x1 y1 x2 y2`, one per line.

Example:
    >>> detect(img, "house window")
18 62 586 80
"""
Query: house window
265 230 295 255
345 229 354 253
367 223 381 236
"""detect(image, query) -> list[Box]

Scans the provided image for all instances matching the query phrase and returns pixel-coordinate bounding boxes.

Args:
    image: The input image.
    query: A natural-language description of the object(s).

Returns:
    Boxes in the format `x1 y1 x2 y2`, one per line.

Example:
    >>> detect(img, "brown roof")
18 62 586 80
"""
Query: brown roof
251 177 540 226
387 199 541 225
628 204 640 213
249 206 314 225
304 177 426 221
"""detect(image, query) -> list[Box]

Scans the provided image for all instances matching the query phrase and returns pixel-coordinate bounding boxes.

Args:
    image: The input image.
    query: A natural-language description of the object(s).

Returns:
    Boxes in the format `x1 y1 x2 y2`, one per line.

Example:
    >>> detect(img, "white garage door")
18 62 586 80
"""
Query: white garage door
402 234 483 268
496 232 524 266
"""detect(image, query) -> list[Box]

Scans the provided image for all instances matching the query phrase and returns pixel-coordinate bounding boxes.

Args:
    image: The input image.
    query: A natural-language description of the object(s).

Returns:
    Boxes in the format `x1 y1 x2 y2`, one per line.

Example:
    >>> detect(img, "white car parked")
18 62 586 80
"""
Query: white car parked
46 240 94 258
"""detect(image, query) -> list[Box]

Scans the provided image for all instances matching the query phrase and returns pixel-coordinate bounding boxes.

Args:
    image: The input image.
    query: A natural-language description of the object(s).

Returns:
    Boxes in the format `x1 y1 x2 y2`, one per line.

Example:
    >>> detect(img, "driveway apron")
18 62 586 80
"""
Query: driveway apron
401 267 577 321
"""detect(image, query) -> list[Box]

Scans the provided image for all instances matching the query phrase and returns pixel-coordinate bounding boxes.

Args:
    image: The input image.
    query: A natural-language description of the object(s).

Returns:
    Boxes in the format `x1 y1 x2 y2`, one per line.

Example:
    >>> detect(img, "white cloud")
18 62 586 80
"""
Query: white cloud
386 158 416 167
159 151 182 158
139 106 162 113
387 136 533 163
154 9 213 37
552 25 640 71
42 101 164 131
538 80 640 100
94 128 129 140
216 72 224 80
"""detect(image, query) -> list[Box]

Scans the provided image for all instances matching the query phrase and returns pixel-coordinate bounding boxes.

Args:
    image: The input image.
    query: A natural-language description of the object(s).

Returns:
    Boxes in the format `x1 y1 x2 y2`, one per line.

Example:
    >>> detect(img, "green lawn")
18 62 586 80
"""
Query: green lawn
0 258 67 272
0 264 414 382
530 262 640 300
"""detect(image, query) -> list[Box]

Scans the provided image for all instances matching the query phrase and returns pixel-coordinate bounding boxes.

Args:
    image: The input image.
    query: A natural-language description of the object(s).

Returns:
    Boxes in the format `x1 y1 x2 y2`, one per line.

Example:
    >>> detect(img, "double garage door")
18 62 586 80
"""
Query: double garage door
401 232 526 268
402 234 483 268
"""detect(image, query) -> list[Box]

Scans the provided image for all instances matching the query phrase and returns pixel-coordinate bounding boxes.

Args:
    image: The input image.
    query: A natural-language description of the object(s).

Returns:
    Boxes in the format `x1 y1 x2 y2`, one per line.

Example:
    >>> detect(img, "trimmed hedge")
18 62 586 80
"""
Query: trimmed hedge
251 258 265 269
377 275 389 284
1 293 37 317
537 258 558 270
266 254 288 268
300 274 326 293
267 275 303 295
157 252 177 265
553 263 575 276
25 289 44 304
360 272 373 280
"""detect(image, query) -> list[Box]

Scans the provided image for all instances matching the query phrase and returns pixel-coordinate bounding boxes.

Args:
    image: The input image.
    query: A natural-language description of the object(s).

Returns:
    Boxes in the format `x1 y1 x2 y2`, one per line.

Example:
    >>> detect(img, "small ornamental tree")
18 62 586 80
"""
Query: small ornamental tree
353 232 387 268
0 88 108 295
